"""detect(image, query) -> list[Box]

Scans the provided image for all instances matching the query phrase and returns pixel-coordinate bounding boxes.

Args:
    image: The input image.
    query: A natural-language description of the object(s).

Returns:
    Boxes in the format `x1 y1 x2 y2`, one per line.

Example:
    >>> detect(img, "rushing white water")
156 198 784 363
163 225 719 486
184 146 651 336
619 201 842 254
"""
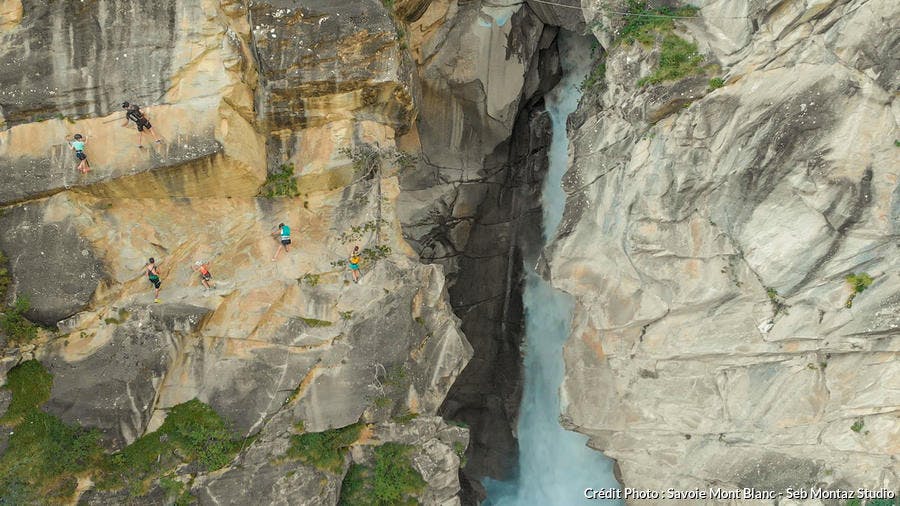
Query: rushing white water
483 32 622 506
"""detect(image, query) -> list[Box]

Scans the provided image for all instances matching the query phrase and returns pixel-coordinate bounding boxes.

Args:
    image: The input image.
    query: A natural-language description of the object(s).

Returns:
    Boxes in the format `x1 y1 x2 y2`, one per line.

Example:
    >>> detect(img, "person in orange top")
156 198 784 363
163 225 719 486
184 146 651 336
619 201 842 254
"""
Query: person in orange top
348 246 361 284
191 260 215 290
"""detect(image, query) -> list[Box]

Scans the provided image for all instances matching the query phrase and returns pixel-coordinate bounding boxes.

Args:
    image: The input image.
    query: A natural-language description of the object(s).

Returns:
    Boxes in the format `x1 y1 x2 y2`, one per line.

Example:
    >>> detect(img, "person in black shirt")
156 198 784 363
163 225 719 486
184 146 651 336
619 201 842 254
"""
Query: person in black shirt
121 102 162 148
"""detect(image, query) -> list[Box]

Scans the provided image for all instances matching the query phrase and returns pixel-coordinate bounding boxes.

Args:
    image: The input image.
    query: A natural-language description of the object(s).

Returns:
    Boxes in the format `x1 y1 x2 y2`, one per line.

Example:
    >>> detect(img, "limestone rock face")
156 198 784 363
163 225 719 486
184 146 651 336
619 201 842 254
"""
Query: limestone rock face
250 0 416 134
552 0 900 497
0 0 266 205
398 1 561 493
42 304 210 447
0 197 104 324
0 0 472 504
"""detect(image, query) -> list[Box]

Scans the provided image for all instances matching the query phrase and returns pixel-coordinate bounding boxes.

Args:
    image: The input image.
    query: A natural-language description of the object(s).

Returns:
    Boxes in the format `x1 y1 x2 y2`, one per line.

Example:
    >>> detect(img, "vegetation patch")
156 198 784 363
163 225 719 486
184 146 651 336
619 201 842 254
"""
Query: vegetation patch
340 311 354 320
258 163 300 198
1 296 39 344
578 63 606 92
708 77 725 90
637 34 705 86
300 273 321 287
299 317 333 328
159 475 196 506
845 272 874 308
850 418 864 433
616 1 699 46
338 443 425 506
453 441 467 468
765 287 789 316
0 360 105 503
0 362 241 501
1 360 53 424
392 411 419 424
286 422 363 474
99 399 242 494
0 251 10 302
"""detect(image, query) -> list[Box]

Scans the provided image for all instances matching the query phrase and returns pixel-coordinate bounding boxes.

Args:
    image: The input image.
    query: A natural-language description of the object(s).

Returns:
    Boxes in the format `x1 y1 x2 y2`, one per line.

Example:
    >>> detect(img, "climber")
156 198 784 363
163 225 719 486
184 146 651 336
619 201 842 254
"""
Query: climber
121 101 162 148
191 260 215 290
142 257 163 303
66 134 90 174
271 222 291 261
349 246 361 284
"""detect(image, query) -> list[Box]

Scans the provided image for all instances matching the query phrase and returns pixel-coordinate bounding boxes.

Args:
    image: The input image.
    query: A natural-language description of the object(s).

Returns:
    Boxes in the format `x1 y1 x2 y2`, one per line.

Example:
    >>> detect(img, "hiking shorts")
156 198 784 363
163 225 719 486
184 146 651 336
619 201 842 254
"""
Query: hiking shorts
137 119 152 132
201 272 212 281
148 276 161 289
281 238 291 246
75 151 87 161
349 263 359 271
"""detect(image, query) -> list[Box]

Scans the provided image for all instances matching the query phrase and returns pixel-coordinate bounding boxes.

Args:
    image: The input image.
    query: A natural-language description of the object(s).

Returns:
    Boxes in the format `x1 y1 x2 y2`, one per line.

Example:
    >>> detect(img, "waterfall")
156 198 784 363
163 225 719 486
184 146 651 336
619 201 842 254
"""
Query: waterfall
483 32 622 505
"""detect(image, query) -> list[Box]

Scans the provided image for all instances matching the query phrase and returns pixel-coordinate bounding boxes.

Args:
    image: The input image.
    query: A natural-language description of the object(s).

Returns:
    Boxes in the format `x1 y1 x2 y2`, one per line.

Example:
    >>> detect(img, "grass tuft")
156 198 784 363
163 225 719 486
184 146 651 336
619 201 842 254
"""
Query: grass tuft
259 163 300 198
338 443 425 506
1 296 39 344
299 317 333 328
637 34 704 86
844 272 874 308
286 423 363 474
0 360 105 503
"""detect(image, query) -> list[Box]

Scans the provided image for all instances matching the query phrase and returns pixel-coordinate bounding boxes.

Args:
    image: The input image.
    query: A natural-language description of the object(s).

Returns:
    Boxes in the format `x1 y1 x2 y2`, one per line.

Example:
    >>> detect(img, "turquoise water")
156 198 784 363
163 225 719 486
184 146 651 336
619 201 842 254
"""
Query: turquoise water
483 32 622 506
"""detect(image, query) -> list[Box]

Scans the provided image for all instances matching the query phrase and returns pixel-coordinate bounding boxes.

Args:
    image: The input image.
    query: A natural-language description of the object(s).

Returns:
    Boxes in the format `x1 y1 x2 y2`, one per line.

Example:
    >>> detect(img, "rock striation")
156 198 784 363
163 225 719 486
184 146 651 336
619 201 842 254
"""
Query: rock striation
550 0 900 499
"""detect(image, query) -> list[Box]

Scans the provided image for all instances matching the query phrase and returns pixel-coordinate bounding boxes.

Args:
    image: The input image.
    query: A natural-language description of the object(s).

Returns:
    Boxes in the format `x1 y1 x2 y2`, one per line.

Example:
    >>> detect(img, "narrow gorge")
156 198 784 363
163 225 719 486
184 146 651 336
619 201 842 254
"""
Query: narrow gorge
0 0 897 505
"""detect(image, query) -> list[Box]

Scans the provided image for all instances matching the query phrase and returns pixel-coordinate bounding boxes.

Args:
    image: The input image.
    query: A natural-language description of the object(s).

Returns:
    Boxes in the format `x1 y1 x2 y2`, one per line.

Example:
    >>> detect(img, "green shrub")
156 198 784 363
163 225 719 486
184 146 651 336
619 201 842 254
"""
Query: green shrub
638 34 704 86
708 77 725 90
100 399 242 493
1 359 53 423
845 272 874 308
617 1 699 46
0 360 104 503
340 311 354 320
453 441 467 468
259 163 299 198
850 418 864 433
846 272 873 293
337 443 425 506
1 296 39 344
161 400 241 471
159 476 195 505
372 444 425 504
286 423 363 474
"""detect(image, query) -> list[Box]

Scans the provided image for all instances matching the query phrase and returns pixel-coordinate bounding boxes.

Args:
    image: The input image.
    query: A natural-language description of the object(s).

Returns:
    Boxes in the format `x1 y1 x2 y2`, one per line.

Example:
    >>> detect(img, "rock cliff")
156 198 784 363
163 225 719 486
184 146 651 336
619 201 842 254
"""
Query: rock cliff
1 0 897 504
0 1 472 504
551 0 900 500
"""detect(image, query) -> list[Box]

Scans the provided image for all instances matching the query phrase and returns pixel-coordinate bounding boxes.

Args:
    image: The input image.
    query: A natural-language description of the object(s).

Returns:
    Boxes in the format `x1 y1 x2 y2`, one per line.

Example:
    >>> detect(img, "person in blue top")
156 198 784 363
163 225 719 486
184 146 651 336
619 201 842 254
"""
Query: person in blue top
66 134 90 174
272 222 291 261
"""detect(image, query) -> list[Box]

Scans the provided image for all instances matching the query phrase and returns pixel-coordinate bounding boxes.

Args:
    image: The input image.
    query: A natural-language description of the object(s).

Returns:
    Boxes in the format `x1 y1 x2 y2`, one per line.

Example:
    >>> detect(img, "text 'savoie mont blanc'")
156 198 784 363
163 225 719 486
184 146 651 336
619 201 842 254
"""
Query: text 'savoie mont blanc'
583 487 897 501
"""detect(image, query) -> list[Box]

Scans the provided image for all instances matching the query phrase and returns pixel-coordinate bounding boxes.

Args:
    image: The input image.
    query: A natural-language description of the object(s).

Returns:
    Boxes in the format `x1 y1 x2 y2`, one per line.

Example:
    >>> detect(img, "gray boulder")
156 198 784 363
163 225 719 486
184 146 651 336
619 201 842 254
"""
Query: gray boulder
0 198 103 325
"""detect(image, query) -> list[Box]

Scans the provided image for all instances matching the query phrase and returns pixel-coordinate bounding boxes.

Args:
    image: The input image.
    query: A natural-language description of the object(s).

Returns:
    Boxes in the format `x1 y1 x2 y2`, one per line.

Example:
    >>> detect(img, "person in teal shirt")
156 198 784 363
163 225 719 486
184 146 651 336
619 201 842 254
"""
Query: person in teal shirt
67 133 91 174
272 222 291 261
